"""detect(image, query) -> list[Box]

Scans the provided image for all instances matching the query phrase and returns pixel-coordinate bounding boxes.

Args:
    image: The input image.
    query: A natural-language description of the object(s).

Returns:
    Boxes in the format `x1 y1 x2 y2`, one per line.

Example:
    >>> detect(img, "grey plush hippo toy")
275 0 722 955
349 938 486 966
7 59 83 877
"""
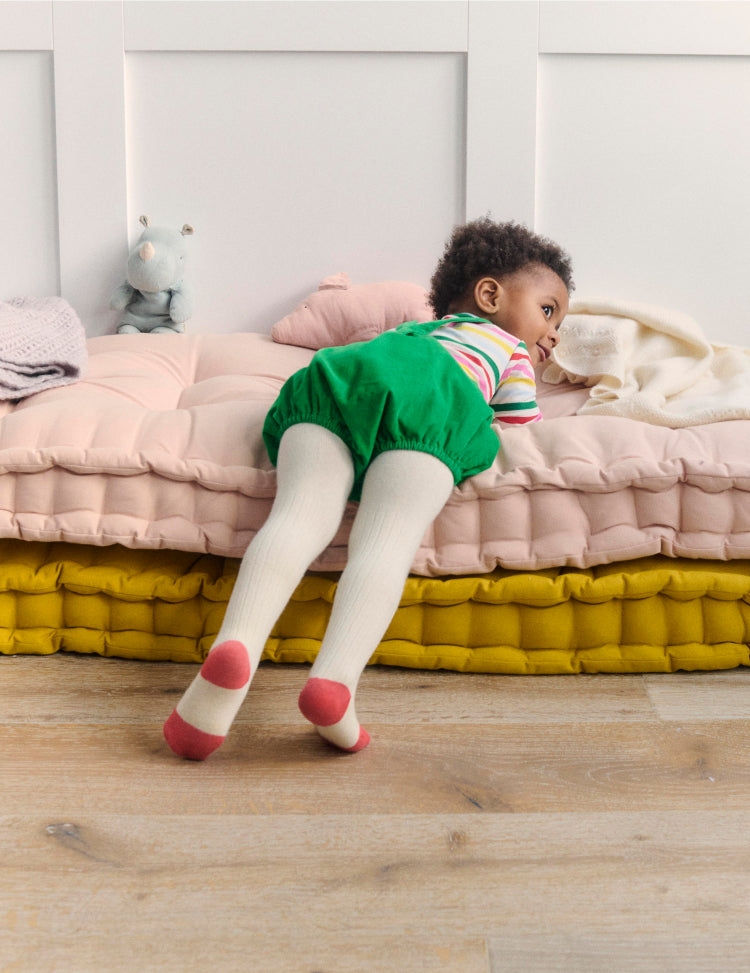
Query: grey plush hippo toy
111 215 195 333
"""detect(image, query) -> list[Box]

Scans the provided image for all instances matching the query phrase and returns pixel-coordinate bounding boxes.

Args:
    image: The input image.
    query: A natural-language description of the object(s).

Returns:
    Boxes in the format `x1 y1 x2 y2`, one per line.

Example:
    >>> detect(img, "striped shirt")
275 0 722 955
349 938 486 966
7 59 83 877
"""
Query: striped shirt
431 313 541 424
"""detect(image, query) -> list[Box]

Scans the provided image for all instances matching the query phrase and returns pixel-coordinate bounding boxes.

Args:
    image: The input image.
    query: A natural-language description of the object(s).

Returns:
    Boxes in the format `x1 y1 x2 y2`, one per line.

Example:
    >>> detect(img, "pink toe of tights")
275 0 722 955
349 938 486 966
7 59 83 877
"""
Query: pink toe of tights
342 726 371 753
163 710 225 761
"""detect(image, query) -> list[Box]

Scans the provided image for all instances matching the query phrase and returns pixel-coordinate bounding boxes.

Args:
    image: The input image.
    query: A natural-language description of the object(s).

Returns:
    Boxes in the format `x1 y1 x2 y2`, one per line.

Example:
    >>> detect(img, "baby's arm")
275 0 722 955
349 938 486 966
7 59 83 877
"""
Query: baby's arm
491 347 542 424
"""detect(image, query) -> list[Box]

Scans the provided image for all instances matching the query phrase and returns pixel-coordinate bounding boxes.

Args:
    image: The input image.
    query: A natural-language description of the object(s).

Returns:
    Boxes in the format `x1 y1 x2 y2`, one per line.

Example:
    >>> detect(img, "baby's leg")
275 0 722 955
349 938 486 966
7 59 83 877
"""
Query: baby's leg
298 449 454 751
164 424 354 759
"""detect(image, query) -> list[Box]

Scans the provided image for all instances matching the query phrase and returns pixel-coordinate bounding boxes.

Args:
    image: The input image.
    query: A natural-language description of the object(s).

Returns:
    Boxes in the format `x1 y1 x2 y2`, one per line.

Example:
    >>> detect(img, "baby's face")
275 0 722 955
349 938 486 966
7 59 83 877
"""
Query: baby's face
484 265 570 366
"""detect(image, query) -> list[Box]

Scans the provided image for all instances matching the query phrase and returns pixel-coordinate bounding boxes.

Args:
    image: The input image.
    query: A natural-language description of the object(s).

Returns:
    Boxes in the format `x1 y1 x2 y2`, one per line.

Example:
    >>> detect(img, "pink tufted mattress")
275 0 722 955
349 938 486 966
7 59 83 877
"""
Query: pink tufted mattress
0 331 747 575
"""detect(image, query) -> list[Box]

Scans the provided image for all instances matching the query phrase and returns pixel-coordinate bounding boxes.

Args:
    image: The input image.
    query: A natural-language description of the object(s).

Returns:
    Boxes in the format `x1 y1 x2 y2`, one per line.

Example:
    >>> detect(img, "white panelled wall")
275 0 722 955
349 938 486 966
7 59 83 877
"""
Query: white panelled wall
1 0 749 344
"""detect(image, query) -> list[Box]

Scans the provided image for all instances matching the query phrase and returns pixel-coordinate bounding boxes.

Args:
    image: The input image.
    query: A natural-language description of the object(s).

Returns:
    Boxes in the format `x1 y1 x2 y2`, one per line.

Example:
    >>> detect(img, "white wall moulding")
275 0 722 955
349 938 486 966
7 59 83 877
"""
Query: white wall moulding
466 1 538 225
123 1 468 53
1 51 58 297
536 0 750 346
540 1 750 56
1 0 749 341
53 1 129 334
536 50 750 347
0 1 52 50
125 48 467 334
1 0 56 296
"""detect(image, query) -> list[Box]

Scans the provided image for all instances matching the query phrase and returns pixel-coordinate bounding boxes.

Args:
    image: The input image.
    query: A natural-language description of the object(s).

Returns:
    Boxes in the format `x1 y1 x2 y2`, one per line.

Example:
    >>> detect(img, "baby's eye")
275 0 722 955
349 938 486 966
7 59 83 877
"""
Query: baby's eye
542 305 553 320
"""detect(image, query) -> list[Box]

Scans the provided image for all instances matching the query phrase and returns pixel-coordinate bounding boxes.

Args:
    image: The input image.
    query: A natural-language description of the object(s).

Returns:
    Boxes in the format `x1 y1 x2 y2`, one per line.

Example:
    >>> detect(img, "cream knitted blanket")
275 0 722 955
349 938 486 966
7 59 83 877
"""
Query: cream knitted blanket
542 297 750 427
0 297 87 399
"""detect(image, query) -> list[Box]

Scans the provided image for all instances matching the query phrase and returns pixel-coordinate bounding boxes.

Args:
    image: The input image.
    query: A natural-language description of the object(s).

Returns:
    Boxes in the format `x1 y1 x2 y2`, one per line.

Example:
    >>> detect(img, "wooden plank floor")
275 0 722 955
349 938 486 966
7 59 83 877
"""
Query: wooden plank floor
3 654 750 972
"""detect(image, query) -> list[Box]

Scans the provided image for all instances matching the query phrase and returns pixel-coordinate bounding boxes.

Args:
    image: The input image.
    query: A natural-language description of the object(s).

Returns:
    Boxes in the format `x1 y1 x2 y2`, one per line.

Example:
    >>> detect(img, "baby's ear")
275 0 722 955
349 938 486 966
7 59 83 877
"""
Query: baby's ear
473 277 503 313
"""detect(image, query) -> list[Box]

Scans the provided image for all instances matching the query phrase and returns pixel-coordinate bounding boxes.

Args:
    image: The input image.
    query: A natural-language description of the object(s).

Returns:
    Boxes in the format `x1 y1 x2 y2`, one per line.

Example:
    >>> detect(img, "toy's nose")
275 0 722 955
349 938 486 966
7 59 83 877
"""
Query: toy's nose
139 241 155 261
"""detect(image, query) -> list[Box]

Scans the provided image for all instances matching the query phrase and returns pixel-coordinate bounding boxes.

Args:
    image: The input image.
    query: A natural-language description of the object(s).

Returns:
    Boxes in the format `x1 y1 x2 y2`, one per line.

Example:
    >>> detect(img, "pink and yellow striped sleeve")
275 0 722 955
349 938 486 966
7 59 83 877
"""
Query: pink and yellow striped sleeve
490 345 542 424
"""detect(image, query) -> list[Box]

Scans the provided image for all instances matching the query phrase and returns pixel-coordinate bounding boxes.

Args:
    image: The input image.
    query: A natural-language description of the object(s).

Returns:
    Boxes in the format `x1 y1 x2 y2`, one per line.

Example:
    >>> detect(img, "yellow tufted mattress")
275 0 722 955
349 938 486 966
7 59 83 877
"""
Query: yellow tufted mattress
0 539 748 673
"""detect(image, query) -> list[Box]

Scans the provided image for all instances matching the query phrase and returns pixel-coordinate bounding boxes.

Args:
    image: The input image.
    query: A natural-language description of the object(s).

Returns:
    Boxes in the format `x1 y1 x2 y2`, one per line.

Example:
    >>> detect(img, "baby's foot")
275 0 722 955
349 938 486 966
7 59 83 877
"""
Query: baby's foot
164 640 251 760
298 677 370 752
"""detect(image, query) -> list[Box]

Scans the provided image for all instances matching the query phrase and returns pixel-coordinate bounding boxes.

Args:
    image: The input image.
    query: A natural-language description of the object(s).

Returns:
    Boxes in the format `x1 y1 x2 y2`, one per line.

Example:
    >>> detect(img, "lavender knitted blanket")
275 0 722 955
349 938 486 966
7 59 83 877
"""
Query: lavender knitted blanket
0 297 87 399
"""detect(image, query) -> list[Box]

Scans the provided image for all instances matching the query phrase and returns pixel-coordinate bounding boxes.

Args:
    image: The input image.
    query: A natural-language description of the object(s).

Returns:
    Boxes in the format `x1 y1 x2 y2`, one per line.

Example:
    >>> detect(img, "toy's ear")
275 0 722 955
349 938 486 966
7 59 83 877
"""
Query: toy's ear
139 214 151 228
181 224 195 236
319 272 350 292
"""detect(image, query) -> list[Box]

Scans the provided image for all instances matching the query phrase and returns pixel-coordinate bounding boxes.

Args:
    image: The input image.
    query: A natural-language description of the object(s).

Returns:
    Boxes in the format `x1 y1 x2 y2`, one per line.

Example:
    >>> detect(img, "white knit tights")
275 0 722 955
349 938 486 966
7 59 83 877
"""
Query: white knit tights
164 423 454 758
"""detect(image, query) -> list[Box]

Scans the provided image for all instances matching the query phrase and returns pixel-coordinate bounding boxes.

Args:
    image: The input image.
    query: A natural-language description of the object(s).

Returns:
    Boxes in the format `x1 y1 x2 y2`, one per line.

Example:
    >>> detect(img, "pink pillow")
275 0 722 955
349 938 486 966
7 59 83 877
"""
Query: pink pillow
271 273 433 349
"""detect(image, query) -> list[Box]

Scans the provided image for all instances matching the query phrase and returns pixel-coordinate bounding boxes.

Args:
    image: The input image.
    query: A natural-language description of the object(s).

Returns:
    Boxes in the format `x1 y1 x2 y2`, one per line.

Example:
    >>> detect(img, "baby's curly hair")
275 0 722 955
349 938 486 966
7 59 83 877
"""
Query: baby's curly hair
429 217 574 319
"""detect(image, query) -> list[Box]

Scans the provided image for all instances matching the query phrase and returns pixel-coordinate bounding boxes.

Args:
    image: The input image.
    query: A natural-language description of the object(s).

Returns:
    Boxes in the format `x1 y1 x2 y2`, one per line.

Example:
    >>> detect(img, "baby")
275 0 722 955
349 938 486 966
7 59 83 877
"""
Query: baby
164 217 573 759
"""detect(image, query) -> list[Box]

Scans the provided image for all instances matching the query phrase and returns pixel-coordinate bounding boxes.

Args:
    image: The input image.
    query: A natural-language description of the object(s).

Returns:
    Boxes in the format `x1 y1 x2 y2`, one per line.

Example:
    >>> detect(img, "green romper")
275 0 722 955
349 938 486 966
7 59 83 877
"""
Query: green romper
262 320 500 501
